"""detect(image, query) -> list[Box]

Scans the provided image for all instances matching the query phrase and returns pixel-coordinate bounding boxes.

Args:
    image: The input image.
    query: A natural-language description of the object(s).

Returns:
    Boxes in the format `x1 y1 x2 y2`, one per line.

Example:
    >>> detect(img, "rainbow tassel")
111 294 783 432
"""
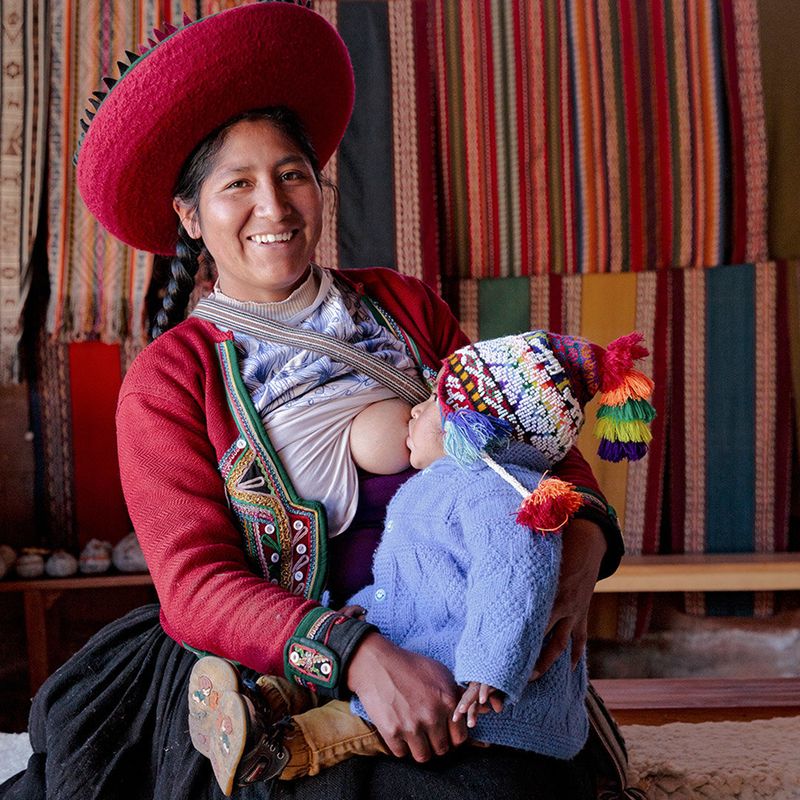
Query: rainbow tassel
443 409 513 465
516 476 584 533
593 333 656 462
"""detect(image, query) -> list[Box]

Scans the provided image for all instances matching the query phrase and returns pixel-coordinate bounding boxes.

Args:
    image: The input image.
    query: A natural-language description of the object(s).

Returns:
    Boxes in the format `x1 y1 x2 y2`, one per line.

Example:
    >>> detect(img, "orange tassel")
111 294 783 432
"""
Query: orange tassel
599 370 654 406
516 477 584 533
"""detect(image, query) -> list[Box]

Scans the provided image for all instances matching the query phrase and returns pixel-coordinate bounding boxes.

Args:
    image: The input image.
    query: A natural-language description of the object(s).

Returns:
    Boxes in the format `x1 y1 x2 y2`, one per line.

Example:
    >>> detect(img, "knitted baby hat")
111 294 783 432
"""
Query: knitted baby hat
436 330 655 532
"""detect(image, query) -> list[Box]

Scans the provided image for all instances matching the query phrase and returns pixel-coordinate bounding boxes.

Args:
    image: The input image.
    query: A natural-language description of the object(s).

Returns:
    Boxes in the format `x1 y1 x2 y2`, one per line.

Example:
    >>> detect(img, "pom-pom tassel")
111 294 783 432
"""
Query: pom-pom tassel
594 418 653 444
516 476 584 533
599 371 654 406
601 332 649 389
443 409 513 466
596 399 656 423
597 439 648 462
594 331 656 462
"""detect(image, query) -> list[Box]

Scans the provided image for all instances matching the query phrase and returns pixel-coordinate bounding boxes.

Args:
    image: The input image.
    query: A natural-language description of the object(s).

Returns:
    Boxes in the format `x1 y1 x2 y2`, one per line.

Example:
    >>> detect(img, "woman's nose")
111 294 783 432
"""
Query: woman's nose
253 181 289 219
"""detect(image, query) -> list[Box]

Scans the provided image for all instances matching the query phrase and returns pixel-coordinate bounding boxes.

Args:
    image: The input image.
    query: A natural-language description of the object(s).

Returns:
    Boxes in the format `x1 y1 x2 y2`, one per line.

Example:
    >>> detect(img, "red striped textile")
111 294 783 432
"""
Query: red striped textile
431 0 769 278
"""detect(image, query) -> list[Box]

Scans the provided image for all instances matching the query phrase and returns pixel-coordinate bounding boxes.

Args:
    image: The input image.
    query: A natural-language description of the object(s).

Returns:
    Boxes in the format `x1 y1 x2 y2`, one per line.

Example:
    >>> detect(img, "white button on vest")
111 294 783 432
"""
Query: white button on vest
235 438 247 450
375 588 386 601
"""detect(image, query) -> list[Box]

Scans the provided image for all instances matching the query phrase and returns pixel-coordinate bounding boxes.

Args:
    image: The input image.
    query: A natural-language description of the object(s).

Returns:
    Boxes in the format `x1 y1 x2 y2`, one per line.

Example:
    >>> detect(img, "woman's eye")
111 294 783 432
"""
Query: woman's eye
226 179 249 189
280 170 305 182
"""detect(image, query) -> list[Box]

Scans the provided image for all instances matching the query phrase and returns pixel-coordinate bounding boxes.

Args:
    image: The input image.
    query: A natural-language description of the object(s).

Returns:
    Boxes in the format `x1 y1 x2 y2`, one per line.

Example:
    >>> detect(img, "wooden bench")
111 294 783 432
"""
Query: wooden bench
594 677 800 725
3 553 799 698
0 573 155 694
590 553 800 724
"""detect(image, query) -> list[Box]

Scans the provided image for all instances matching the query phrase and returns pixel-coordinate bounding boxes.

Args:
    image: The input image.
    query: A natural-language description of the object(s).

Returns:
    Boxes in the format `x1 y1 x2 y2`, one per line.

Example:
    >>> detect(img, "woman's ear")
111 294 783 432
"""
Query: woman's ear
173 198 201 240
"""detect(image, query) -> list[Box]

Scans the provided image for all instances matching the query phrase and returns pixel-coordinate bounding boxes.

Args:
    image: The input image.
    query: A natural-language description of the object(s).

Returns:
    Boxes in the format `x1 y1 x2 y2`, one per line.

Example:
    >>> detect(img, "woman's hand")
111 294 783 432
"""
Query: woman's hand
346 632 468 762
532 517 607 678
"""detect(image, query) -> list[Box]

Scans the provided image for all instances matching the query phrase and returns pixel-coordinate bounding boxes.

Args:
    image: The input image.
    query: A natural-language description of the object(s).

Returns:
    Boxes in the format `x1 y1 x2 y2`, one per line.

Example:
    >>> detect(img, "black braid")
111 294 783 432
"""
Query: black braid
151 227 203 339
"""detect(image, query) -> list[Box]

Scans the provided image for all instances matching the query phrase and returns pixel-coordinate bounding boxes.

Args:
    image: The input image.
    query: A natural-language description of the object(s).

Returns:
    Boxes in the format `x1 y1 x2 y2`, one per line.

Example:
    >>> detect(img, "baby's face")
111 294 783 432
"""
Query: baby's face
407 394 446 469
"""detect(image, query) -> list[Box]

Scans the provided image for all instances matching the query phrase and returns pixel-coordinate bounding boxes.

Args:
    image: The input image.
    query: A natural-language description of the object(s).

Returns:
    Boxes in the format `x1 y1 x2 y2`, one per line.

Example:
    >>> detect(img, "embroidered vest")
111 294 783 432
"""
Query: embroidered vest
214 290 429 601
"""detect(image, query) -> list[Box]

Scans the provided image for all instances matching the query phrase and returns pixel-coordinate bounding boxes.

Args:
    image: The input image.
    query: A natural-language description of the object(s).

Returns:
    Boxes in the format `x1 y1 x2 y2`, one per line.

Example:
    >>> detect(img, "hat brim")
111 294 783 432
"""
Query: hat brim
76 3 354 256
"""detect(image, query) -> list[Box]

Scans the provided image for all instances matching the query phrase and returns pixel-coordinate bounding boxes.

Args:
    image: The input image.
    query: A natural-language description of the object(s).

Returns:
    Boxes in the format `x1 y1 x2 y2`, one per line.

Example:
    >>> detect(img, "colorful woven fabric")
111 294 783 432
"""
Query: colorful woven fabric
431 0 768 278
1 0 48 382
758 0 800 259
459 261 795 623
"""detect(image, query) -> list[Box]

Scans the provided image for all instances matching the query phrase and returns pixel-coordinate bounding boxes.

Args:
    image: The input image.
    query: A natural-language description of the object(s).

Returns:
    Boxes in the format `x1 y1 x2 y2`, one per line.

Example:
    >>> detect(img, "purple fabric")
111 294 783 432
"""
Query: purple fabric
325 467 416 606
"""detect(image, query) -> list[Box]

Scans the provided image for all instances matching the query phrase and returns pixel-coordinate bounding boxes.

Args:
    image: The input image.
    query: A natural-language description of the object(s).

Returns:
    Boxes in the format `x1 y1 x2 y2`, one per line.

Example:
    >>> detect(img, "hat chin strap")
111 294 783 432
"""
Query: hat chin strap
480 455 531 500
481 456 584 534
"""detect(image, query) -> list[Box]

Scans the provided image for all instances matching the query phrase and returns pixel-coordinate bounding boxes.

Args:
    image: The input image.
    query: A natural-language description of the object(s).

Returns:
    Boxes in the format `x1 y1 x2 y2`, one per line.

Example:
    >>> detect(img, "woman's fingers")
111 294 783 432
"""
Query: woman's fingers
532 617 572 678
346 633 463 761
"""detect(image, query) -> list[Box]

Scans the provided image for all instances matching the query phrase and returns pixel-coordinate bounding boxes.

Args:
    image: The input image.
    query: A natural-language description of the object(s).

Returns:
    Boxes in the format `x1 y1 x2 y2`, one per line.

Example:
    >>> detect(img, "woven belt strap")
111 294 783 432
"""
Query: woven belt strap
191 297 430 405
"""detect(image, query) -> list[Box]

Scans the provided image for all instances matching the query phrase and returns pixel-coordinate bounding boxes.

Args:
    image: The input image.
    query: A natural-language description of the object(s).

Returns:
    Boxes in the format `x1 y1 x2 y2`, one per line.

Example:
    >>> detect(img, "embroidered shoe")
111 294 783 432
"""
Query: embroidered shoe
187 656 292 795
188 656 239 758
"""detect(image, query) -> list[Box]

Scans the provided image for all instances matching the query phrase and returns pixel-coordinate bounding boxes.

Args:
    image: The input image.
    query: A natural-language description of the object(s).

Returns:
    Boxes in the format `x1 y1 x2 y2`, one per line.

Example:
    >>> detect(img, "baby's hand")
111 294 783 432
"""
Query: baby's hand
452 682 504 728
338 604 367 620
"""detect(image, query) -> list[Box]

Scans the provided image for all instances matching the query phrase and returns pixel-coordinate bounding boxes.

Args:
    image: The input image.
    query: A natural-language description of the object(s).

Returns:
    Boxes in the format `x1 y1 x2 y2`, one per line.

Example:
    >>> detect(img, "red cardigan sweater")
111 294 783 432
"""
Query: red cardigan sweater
117 268 619 693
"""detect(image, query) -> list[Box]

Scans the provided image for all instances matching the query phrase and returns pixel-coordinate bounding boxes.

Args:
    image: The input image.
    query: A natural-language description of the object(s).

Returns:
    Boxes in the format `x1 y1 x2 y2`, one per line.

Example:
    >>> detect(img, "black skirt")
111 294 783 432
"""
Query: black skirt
0 605 594 800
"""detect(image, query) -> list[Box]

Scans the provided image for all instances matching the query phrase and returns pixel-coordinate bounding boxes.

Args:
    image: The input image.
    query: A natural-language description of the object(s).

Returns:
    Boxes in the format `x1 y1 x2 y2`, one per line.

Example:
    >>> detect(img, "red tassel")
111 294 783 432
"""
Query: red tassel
516 477 583 534
601 332 649 391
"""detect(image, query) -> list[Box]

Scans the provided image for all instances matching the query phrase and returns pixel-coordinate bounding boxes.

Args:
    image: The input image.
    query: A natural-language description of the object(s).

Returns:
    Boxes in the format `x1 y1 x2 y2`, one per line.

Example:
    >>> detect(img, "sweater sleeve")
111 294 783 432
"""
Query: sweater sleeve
453 480 562 704
116 361 372 697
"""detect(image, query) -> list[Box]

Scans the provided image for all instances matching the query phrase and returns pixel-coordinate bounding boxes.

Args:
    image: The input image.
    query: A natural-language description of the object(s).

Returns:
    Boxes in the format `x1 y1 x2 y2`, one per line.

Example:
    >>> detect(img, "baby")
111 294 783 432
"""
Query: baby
188 330 654 796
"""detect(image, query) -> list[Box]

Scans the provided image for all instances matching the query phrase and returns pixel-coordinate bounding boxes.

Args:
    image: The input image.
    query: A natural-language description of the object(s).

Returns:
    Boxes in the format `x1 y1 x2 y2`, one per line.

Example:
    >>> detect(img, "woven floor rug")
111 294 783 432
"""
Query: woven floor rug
623 716 800 799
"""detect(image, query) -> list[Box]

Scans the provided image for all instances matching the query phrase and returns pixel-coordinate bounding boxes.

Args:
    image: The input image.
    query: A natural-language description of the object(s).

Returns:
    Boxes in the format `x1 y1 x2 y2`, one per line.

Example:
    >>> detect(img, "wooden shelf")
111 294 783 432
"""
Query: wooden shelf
594 553 800 593
0 572 155 694
0 573 152 592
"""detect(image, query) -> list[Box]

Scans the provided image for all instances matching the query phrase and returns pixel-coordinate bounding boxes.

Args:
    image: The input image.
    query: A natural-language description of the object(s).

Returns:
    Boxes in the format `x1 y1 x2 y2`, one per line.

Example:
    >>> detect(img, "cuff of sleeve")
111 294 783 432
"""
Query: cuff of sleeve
284 607 376 700
572 487 624 580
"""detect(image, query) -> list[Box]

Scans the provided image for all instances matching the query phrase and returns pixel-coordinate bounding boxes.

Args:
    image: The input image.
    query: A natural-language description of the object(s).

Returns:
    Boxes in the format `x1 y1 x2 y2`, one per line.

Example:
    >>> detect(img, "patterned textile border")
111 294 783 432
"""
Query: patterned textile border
29 332 74 547
0 0 47 383
459 264 795 627
430 0 769 278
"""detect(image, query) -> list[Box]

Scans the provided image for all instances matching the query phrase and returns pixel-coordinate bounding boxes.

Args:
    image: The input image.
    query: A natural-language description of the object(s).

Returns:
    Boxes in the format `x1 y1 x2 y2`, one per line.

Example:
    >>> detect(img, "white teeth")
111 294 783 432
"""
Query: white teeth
250 232 293 244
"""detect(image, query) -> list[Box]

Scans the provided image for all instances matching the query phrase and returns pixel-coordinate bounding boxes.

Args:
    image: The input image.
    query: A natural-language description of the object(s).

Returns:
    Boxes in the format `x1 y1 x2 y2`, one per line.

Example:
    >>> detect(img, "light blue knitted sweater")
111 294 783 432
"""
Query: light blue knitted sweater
348 443 589 759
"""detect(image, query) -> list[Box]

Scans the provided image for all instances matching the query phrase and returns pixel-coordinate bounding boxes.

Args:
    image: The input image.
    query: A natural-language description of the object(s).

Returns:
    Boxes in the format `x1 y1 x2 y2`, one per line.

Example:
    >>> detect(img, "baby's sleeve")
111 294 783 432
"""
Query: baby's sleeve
453 482 562 704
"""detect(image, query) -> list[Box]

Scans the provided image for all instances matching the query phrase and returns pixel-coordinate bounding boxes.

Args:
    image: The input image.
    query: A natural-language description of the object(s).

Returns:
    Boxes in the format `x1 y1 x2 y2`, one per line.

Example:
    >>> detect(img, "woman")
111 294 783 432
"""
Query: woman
3 4 621 799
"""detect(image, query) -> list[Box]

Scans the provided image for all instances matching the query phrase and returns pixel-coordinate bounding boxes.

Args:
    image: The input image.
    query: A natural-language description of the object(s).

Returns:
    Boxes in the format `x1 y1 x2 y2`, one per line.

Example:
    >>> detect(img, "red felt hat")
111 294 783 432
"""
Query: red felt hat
75 2 354 256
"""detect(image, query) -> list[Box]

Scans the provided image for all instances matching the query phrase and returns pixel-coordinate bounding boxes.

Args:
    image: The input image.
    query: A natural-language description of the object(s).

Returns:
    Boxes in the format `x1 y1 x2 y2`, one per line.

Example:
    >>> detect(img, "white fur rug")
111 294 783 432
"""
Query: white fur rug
0 733 31 784
2 718 800 797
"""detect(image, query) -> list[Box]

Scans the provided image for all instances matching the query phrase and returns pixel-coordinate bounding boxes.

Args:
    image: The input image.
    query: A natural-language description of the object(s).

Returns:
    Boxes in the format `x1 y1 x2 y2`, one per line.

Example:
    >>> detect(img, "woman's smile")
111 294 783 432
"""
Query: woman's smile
174 118 324 303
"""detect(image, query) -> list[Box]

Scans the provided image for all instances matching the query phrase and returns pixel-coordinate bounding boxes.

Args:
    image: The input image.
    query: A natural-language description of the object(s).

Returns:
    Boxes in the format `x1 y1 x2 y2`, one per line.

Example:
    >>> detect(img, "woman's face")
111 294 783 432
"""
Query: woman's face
175 119 323 302
407 394 446 469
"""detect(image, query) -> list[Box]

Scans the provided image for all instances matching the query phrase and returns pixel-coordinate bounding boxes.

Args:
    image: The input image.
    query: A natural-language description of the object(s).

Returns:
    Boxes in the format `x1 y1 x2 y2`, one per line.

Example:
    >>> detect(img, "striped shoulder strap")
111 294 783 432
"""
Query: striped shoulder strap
191 297 429 405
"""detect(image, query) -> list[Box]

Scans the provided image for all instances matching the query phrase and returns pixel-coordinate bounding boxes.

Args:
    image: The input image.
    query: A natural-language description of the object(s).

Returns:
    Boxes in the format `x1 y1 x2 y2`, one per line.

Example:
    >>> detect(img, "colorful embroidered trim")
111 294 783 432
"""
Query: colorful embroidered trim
217 340 328 600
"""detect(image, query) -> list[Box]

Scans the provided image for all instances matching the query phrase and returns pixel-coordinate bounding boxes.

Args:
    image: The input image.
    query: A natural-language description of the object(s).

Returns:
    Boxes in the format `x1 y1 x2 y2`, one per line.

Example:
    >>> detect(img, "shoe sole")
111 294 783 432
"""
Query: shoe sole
187 656 239 759
209 691 250 797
